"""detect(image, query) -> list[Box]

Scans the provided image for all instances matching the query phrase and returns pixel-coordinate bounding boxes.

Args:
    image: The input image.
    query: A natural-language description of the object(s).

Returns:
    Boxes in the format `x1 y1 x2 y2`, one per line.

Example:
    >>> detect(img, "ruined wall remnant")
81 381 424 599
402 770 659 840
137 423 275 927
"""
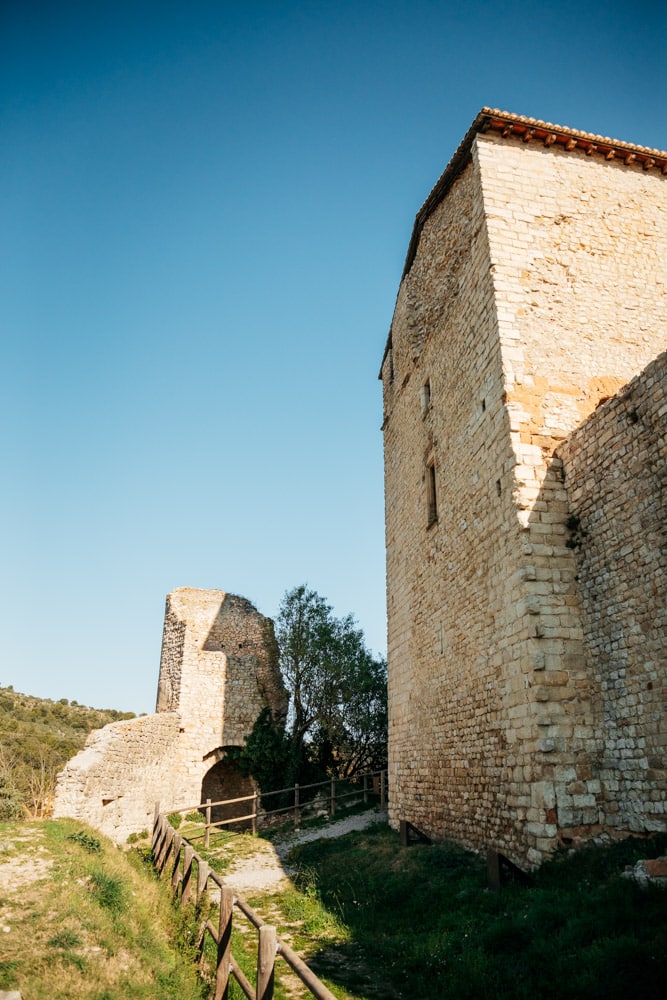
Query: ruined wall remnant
556 352 667 839
54 588 287 842
381 109 666 866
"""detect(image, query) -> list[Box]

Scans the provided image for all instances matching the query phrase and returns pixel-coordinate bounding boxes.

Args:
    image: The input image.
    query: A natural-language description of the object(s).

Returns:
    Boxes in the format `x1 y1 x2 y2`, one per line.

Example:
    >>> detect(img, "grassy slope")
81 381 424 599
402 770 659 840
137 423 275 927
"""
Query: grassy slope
0 686 135 818
197 821 667 1000
0 818 205 1000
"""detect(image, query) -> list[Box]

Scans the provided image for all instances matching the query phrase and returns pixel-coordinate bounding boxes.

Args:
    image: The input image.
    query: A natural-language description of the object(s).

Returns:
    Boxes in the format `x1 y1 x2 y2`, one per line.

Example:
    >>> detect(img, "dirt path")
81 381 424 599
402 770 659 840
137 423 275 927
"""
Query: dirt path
0 829 53 897
220 808 387 895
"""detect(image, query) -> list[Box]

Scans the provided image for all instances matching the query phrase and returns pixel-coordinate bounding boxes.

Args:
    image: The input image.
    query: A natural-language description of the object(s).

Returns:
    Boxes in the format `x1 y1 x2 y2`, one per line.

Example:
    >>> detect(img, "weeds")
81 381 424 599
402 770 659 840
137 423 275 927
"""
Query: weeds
89 870 126 914
48 930 83 949
283 826 667 999
126 829 149 845
67 830 102 853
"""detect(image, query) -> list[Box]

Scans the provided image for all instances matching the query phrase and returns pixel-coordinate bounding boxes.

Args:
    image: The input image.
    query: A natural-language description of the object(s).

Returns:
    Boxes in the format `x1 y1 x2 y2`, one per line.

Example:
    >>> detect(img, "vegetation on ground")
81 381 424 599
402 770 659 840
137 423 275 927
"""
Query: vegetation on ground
197 821 667 1000
0 818 205 1000
4 806 662 999
0 685 135 819
284 824 667 999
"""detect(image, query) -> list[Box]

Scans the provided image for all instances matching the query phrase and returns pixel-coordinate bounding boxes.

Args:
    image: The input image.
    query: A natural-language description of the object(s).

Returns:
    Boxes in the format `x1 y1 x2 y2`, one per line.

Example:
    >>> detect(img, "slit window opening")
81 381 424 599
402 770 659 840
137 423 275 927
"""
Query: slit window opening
427 459 438 525
420 379 432 416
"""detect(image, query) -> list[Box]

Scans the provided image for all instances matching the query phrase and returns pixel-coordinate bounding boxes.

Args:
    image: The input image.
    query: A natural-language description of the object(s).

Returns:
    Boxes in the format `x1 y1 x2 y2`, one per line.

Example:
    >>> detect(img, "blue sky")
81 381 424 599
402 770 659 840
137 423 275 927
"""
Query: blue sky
2 0 665 713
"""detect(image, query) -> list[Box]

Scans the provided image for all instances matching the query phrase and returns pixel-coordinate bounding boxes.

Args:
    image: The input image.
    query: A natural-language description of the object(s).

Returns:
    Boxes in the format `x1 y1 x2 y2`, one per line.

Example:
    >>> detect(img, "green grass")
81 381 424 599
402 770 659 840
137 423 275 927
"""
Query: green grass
279 824 667 1000
5 815 665 1000
195 820 667 999
0 818 206 1000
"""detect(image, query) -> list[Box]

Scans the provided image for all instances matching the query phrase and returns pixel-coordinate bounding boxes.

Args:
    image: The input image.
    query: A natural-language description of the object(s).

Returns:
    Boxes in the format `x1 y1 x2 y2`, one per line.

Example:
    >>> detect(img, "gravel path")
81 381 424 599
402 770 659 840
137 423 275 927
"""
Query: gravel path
222 808 387 895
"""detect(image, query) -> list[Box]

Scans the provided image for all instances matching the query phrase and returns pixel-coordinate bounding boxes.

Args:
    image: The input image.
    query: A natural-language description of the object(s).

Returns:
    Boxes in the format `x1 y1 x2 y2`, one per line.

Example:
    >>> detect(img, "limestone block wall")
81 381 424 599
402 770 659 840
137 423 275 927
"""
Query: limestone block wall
382 113 667 866
478 128 667 499
556 352 667 836
382 145 522 857
54 588 287 842
478 132 666 861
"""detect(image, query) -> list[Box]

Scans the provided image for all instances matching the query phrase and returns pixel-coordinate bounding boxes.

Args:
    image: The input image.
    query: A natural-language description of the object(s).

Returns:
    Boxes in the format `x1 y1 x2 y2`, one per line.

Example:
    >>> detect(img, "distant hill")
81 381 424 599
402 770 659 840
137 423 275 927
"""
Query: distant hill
0 686 136 819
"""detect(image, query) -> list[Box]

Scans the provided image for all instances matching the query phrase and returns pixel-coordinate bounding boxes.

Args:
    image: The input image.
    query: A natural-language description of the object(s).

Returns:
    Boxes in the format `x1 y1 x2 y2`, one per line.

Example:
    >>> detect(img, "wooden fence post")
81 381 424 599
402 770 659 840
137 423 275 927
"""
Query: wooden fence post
487 850 501 892
330 776 335 817
196 859 210 905
181 845 195 905
170 834 183 892
252 791 258 835
256 924 277 1000
156 822 174 874
363 775 368 805
380 770 386 811
152 802 161 853
214 886 233 1000
151 812 163 862
205 798 212 849
294 783 300 829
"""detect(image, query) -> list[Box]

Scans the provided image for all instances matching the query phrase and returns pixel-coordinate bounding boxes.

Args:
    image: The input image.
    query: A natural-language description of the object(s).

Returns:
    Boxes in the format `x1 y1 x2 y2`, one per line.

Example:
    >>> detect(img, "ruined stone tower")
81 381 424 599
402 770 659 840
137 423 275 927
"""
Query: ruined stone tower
380 109 666 866
54 588 287 841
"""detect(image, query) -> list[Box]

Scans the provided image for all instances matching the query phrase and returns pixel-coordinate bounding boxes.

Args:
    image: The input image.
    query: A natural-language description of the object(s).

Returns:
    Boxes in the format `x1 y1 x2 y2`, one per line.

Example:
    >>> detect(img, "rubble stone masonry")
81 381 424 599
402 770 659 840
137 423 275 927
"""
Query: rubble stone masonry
557 352 667 838
381 111 666 866
54 588 287 842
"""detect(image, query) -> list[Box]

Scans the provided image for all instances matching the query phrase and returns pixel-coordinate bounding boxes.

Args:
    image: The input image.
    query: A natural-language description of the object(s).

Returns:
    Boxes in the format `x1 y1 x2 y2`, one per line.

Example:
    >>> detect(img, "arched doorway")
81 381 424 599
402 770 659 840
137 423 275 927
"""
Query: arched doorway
201 752 255 830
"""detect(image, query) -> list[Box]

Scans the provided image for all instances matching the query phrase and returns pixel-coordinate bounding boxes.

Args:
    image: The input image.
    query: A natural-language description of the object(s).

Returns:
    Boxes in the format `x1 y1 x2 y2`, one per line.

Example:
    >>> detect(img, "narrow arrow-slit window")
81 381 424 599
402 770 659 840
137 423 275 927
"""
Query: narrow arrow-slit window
426 455 438 526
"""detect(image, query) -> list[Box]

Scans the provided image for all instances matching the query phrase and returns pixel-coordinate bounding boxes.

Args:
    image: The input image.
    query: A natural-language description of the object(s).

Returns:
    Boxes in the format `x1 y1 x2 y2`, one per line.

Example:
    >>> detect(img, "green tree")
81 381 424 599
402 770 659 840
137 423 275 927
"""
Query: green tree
276 584 387 779
233 707 296 804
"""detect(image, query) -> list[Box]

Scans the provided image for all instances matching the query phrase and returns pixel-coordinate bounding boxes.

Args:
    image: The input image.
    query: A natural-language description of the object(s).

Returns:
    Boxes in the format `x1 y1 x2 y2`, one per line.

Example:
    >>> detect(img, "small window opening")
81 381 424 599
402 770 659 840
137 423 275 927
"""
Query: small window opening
496 479 502 497
420 379 431 416
481 398 486 411
426 458 438 525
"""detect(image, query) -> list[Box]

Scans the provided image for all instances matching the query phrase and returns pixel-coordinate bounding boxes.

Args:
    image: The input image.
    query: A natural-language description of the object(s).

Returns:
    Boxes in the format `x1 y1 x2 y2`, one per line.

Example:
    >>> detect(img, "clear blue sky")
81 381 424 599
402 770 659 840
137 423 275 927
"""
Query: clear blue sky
2 0 665 713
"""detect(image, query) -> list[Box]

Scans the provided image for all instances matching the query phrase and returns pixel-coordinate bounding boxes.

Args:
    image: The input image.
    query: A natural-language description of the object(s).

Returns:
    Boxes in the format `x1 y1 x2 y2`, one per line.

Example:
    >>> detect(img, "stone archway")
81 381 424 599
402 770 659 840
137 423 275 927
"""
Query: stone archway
201 753 255 830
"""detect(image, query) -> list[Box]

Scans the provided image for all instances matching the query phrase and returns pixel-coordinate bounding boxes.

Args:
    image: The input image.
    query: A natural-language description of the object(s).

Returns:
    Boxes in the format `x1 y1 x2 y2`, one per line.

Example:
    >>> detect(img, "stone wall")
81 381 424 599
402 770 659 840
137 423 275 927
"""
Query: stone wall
382 144 518 857
382 112 666 866
54 588 287 842
556 352 667 837
53 713 183 842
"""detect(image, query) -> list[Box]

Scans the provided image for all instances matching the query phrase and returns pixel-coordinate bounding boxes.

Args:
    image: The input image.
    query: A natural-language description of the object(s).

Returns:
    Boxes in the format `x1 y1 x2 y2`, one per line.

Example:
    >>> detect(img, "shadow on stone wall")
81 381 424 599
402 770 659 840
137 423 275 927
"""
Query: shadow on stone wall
534 351 667 842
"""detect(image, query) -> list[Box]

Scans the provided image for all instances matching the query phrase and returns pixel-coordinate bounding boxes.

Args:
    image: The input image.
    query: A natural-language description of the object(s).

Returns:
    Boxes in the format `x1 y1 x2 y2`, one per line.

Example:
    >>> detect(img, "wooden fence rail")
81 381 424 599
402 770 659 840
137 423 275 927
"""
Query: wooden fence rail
169 768 388 848
152 805 339 1000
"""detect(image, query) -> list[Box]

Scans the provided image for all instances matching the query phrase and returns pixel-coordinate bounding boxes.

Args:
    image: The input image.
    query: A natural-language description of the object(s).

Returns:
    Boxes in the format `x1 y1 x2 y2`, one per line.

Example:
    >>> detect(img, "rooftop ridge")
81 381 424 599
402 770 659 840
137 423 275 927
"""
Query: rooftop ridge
403 108 667 281
480 107 667 158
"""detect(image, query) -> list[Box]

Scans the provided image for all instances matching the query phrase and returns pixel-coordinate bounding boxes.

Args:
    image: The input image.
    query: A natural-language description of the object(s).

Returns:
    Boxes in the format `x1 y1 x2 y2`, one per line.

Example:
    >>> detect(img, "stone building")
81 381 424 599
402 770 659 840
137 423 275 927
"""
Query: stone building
53 588 287 842
380 108 666 866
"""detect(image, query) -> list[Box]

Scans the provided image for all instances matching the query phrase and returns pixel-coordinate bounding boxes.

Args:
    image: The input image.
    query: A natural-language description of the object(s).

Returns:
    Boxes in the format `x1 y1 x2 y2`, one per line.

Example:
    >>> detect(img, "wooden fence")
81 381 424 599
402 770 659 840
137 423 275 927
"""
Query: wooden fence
171 769 387 848
152 805 339 1000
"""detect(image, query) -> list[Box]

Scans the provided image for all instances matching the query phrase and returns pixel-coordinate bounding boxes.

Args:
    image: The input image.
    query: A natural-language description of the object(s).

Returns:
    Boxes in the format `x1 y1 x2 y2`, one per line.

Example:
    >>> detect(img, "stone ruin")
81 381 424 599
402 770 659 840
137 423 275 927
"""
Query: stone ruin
53 588 287 842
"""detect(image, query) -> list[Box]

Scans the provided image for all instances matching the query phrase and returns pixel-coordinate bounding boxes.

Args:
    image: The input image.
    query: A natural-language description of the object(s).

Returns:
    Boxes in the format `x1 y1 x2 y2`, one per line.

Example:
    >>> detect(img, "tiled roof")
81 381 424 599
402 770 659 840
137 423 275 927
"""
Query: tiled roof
379 109 666 374
402 108 667 279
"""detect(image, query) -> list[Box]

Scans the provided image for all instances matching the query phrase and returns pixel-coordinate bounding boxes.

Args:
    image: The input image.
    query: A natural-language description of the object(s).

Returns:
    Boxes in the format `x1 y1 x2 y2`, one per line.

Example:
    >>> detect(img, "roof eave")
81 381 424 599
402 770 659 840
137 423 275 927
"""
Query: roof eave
378 108 667 378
